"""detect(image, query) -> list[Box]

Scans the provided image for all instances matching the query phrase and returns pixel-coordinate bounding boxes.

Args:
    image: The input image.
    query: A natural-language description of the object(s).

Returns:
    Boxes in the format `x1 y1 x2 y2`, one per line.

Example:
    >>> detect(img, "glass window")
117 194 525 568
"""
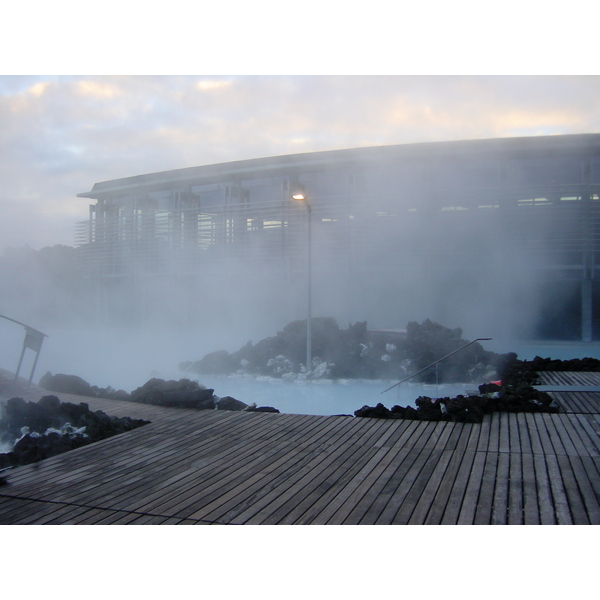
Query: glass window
506 157 582 186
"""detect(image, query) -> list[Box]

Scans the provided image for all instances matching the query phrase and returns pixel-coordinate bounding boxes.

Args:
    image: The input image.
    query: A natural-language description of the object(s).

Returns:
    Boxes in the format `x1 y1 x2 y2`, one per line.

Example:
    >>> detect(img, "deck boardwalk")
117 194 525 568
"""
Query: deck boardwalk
1 370 600 524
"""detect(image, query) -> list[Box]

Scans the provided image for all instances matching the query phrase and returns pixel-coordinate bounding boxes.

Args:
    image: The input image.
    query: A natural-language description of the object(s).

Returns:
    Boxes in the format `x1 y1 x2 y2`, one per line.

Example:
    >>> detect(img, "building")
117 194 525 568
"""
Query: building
76 134 600 341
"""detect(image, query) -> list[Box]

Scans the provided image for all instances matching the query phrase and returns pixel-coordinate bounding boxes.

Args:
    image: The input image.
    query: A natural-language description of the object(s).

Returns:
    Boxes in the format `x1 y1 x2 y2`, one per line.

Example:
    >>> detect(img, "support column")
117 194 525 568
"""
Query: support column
582 279 593 342
581 180 593 342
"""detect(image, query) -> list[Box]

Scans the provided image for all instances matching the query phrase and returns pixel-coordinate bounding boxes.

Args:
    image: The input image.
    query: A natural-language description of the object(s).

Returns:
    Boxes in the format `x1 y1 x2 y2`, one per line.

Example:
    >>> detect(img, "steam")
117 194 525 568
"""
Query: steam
0 144 595 395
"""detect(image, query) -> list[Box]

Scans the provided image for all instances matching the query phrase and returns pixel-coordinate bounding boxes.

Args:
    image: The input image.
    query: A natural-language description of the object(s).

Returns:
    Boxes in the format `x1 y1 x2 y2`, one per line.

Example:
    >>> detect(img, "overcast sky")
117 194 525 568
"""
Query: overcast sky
2 4 599 254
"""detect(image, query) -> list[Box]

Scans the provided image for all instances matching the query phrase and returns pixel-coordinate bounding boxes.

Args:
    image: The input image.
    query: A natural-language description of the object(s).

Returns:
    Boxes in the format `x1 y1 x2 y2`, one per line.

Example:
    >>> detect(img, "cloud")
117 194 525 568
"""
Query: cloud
195 79 233 91
1 75 600 254
75 80 123 99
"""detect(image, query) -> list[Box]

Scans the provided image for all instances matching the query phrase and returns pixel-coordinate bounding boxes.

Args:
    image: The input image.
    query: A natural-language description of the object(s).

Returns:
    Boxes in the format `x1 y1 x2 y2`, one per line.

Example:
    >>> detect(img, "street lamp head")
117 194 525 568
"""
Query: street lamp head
292 193 306 202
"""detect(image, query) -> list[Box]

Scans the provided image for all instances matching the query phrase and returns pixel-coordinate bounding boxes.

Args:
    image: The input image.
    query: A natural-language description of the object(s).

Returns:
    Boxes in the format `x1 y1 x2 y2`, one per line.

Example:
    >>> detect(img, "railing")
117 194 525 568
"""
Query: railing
381 338 492 395
0 314 48 385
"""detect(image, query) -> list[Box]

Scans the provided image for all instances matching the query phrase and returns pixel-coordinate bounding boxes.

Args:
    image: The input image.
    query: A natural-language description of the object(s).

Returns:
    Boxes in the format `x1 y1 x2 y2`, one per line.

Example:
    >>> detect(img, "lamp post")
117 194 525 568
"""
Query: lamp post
292 189 312 373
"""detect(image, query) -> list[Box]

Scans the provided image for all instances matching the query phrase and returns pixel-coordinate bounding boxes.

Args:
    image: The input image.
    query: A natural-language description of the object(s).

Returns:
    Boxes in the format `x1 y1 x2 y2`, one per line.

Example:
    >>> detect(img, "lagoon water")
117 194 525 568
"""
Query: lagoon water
192 375 472 416
3 322 600 417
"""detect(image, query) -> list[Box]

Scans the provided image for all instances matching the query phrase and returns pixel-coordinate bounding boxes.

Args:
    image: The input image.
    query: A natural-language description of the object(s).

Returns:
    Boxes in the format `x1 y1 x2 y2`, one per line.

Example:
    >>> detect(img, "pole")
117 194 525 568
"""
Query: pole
306 201 312 372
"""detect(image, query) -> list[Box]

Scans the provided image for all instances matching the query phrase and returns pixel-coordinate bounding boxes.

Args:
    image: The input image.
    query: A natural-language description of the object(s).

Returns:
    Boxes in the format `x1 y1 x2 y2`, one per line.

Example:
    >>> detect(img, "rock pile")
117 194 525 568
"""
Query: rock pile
40 374 280 414
129 378 215 409
181 317 502 383
40 371 130 400
0 395 149 469
354 382 558 423
496 354 600 386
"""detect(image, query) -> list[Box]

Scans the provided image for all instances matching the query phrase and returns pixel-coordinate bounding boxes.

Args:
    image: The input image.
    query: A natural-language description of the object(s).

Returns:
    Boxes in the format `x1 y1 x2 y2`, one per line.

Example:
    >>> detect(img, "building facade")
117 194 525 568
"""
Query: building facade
76 134 600 341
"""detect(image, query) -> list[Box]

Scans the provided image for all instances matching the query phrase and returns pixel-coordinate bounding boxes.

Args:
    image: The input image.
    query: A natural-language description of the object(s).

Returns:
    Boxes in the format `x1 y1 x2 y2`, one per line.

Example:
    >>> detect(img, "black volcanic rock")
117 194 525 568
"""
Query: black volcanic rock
0 396 149 468
354 380 558 423
182 318 503 384
130 378 215 409
216 396 248 411
40 371 131 401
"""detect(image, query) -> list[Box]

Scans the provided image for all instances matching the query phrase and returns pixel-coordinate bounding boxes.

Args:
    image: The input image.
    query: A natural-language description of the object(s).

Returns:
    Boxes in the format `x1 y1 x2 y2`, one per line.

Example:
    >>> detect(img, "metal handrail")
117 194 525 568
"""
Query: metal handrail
381 337 492 394
0 314 48 385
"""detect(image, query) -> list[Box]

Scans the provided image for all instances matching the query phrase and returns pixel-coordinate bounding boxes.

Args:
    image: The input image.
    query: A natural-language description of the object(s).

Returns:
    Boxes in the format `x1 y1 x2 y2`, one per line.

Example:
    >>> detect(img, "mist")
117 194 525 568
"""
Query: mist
2 138 600 414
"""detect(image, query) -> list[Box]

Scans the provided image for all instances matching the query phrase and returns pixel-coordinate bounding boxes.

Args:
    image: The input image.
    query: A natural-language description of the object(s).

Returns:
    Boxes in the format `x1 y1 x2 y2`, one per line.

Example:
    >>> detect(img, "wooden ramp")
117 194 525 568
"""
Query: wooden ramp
1 371 600 524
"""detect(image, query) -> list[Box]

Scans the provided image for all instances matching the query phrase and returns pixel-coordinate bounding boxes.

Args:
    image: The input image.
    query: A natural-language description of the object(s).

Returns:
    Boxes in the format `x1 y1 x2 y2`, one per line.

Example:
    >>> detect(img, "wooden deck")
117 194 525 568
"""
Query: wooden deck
1 370 600 524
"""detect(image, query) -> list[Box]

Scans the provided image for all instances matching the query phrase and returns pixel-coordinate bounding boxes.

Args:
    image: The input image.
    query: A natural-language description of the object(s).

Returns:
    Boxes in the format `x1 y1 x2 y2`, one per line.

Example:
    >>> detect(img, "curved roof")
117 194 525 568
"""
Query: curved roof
78 133 600 199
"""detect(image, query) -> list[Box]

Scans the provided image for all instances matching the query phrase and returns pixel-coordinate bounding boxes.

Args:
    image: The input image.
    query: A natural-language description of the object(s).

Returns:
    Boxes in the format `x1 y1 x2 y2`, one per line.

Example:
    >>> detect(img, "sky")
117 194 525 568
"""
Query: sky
2 3 598 576
1 3 599 254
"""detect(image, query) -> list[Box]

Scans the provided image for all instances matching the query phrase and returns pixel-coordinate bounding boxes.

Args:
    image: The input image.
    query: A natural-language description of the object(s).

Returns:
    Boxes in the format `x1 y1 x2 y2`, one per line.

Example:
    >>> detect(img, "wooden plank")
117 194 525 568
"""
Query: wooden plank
541 413 567 455
92 413 319 508
3 408 231 489
440 425 482 524
143 414 342 519
364 422 439 524
0 495 39 521
533 414 557 456
476 415 491 453
532 454 556 524
105 413 326 514
380 419 412 448
569 414 600 456
424 423 473 525
332 443 424 525
261 417 404 525
199 419 373 522
252 441 387 525
390 419 429 450
186 416 388 523
545 454 573 525
35 411 266 508
420 454 463 524
408 449 456 524
498 412 510 454
508 413 521 454
487 412 500 453
395 421 461 525
276 444 383 525
335 446 415 525
564 455 600 524
521 452 539 524
37 505 100 525
507 452 523 525
516 414 533 455
547 392 576 413
373 419 410 448
558 414 592 457
525 413 544 455
551 414 580 457
556 454 589 524
311 446 402 525
456 451 487 525
580 456 600 508
185 419 370 524
0 497 57 524
438 420 461 452
2 500 65 525
383 422 452 524
338 445 413 525
491 452 509 525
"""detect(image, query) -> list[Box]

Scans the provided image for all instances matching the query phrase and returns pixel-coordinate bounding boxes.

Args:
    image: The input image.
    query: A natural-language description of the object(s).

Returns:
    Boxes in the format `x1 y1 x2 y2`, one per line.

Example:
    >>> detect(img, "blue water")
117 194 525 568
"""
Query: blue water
196 374 471 416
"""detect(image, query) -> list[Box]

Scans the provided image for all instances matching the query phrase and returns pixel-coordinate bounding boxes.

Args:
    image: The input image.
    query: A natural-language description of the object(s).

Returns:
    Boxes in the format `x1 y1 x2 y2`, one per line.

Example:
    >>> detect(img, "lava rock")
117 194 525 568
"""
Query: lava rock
0 395 150 468
39 372 131 401
130 378 215 409
354 403 392 418
216 396 248 411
